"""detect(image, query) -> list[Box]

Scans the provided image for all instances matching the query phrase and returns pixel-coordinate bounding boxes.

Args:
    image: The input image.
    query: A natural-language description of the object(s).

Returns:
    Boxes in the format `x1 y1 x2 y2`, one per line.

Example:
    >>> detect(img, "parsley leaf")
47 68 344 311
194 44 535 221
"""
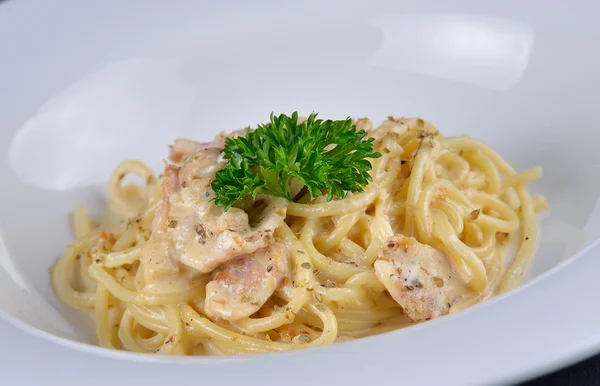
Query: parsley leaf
211 112 381 209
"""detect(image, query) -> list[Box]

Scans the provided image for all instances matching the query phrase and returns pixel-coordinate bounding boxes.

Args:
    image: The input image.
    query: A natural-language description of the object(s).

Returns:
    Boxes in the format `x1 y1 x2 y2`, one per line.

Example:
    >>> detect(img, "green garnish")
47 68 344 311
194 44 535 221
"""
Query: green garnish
211 112 381 209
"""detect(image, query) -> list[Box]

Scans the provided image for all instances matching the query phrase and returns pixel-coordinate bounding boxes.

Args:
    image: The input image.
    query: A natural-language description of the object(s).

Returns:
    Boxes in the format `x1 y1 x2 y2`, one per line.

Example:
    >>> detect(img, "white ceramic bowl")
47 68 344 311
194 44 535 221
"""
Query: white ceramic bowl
1 0 600 384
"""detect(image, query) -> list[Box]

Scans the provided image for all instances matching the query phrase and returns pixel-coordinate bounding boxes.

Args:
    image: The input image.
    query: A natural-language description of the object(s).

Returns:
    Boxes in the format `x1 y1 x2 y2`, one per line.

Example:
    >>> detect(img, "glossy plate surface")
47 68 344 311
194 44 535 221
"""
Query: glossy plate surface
1 0 599 384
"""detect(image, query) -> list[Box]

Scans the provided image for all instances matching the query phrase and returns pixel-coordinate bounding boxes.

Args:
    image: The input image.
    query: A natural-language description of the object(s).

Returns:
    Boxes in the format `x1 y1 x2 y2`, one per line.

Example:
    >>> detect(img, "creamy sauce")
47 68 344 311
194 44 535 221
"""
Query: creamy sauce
374 235 469 321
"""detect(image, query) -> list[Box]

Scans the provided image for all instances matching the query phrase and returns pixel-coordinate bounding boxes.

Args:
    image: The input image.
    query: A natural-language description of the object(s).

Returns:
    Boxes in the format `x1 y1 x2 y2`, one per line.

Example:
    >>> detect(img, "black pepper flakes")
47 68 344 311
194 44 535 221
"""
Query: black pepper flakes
195 223 207 241
301 262 312 269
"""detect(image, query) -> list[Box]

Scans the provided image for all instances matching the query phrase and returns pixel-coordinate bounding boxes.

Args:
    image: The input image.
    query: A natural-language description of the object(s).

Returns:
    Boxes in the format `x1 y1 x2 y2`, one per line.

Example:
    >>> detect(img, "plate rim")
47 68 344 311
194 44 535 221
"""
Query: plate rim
2 235 600 385
2 0 600 384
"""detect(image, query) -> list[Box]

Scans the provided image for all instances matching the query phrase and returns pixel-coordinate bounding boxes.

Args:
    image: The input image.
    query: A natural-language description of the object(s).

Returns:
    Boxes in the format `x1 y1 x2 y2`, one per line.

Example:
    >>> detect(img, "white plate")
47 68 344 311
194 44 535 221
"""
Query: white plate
1 0 600 384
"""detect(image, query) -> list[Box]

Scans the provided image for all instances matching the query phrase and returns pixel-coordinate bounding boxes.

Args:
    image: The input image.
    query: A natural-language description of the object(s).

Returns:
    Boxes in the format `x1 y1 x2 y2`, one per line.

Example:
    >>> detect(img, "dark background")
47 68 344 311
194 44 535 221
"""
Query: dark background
519 355 600 386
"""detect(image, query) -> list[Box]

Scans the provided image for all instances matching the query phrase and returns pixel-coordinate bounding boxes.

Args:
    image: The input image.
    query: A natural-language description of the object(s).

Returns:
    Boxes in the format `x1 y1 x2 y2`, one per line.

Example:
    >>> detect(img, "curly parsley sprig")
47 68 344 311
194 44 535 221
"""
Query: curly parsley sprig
211 112 381 209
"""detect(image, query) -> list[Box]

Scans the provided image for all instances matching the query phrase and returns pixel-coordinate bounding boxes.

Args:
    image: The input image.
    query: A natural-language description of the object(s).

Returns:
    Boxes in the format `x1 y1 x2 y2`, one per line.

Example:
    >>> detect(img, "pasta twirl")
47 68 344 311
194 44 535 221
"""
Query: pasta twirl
51 116 544 355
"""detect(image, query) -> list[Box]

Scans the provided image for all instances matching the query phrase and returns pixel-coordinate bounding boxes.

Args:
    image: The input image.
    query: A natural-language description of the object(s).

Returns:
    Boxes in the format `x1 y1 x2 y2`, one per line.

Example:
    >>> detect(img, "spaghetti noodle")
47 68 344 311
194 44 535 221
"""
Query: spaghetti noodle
51 116 545 355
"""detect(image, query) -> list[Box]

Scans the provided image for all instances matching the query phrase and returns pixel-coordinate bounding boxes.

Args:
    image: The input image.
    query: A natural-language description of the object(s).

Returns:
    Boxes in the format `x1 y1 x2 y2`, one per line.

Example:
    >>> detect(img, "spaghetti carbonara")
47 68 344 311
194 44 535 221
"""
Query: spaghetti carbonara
51 116 546 355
